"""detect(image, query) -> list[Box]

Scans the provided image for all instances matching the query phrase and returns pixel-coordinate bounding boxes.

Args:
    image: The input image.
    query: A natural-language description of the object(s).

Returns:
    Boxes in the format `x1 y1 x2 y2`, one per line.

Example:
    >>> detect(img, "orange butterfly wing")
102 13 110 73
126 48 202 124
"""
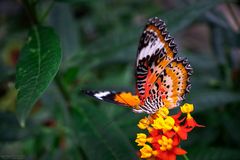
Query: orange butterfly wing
136 17 177 102
82 17 193 114
135 17 193 113
156 58 193 109
82 90 140 109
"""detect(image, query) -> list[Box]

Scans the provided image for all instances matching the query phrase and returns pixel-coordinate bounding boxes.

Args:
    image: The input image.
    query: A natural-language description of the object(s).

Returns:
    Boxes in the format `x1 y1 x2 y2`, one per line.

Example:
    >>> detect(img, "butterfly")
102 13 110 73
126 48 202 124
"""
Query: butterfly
82 17 193 114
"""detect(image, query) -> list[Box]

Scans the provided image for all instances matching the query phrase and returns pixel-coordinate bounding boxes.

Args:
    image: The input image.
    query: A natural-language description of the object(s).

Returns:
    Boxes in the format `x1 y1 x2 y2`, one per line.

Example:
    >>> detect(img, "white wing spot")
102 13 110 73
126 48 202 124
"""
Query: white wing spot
94 91 111 100
137 31 164 65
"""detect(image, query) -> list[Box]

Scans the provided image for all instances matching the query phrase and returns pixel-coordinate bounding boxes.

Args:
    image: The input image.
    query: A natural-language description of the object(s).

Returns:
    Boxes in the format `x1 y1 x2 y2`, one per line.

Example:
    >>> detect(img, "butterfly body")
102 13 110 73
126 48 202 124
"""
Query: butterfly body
82 17 193 114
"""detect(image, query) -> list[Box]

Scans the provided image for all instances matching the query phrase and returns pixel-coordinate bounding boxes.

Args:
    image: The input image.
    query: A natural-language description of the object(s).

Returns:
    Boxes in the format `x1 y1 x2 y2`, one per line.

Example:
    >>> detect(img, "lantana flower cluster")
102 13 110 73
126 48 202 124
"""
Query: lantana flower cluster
135 103 203 160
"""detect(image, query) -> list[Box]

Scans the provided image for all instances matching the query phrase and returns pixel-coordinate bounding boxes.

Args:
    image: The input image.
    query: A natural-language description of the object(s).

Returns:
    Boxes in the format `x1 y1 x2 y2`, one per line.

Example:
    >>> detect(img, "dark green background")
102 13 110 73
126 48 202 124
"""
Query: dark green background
0 0 240 159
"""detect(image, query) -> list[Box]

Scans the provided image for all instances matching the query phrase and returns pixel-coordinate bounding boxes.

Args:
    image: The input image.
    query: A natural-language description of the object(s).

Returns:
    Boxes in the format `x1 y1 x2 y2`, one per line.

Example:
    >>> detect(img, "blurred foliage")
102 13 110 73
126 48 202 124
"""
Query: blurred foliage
0 0 240 160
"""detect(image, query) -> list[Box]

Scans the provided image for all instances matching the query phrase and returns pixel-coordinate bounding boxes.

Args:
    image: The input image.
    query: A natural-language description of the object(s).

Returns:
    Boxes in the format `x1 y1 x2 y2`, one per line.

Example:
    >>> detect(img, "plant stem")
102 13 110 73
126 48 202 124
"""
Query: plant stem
19 0 39 25
55 73 72 109
183 154 190 160
40 0 55 23
55 73 89 159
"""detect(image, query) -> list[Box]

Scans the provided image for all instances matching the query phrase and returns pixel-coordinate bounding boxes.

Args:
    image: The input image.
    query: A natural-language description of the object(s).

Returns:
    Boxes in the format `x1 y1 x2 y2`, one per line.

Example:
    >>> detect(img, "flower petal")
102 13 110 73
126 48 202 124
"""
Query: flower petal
173 147 187 155
186 117 205 129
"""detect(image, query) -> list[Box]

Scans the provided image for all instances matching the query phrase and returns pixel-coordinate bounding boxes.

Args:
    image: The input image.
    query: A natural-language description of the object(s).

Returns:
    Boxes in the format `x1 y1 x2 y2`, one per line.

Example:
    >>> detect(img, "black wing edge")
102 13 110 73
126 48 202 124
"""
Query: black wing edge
137 17 178 57
175 57 193 99
147 17 178 54
81 90 124 105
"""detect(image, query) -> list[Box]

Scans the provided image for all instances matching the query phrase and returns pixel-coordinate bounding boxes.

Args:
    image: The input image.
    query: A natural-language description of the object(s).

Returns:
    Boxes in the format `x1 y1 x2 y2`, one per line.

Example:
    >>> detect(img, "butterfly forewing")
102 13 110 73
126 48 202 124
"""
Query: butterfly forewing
82 90 140 108
136 17 177 101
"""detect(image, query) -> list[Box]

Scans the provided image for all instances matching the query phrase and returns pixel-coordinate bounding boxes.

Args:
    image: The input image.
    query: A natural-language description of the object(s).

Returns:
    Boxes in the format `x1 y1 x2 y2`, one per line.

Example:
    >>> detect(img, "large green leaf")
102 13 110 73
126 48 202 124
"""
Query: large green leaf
16 26 61 127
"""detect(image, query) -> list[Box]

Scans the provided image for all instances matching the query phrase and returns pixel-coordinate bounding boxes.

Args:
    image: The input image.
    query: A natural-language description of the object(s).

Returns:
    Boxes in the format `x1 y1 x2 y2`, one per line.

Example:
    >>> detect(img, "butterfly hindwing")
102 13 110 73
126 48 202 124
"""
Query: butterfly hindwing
159 58 193 109
82 90 140 108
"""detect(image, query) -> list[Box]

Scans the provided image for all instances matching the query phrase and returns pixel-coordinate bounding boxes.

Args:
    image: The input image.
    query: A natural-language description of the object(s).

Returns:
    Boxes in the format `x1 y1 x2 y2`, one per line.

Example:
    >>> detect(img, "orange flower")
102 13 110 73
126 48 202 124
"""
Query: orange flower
181 103 205 130
135 103 203 160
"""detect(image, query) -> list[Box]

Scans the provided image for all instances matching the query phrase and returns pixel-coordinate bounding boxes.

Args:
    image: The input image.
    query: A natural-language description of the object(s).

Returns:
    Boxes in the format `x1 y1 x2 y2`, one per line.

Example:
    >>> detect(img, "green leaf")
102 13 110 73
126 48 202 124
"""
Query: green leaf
71 101 138 160
16 26 61 127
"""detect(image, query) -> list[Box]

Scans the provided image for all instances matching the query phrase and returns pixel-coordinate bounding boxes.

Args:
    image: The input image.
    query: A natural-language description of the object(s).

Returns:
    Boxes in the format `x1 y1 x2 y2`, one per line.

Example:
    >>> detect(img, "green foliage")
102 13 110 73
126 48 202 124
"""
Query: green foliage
163 0 233 33
0 0 240 159
16 26 61 127
71 102 137 160
188 148 240 160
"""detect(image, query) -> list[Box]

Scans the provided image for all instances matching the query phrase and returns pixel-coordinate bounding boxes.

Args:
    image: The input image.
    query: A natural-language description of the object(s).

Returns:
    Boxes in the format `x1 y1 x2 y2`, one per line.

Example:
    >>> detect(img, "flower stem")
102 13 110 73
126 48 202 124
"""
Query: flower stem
183 154 190 160
55 73 72 109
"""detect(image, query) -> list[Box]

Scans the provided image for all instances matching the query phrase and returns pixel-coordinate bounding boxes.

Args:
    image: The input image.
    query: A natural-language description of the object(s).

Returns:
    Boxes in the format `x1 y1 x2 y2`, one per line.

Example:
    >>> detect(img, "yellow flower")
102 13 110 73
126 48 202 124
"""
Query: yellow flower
152 116 164 129
140 144 157 158
181 103 194 119
156 106 169 118
135 133 153 146
138 117 150 129
173 125 180 132
152 116 175 131
158 136 173 151
180 103 194 113
135 101 202 160
135 133 147 146
163 116 175 131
